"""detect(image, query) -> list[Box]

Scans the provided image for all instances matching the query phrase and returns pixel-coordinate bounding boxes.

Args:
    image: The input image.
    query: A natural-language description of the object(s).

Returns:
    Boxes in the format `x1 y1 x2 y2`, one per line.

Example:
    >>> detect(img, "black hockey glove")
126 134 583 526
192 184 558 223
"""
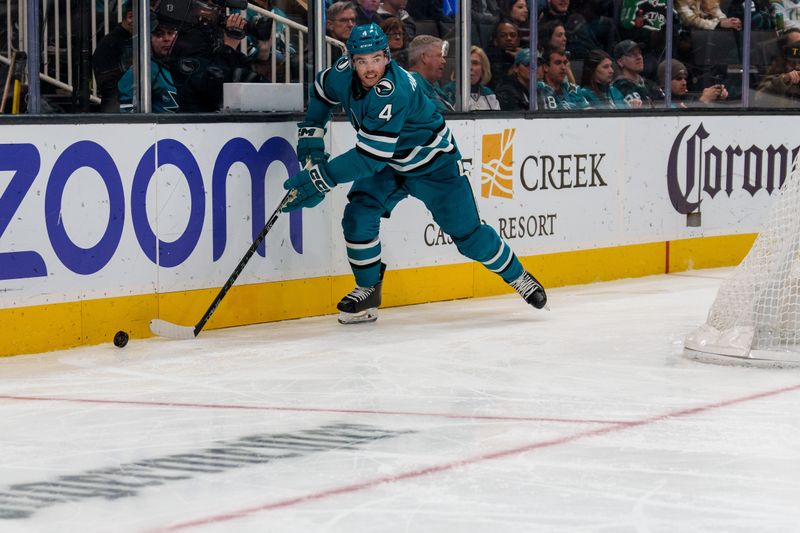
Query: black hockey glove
296 122 328 166
281 163 335 212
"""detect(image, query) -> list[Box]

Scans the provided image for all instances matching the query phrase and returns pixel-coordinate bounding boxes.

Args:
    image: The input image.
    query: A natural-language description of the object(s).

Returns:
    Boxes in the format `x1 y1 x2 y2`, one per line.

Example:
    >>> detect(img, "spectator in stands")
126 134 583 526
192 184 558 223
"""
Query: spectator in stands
675 0 742 30
119 21 178 112
444 45 501 110
502 0 531 47
328 2 358 62
539 0 570 25
755 40 800 106
378 0 417 43
355 0 382 25
473 0 500 26
537 46 589 109
408 34 455 112
406 0 446 26
380 17 410 68
618 0 667 81
92 0 133 113
167 12 263 112
563 0 615 61
578 49 627 108
753 27 800 71
611 39 661 107
656 58 728 107
486 20 522 88
538 20 577 83
494 47 531 110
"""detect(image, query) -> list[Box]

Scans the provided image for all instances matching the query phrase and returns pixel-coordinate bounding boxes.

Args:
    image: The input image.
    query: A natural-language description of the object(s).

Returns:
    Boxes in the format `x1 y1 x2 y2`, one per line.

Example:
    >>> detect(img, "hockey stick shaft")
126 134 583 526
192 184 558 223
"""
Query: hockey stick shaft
186 190 295 337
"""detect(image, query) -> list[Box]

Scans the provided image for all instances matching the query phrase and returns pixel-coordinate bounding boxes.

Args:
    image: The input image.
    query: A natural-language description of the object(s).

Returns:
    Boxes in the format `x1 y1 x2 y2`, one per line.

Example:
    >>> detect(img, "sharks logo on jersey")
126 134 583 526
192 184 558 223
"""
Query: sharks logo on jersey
375 79 395 97
335 56 350 72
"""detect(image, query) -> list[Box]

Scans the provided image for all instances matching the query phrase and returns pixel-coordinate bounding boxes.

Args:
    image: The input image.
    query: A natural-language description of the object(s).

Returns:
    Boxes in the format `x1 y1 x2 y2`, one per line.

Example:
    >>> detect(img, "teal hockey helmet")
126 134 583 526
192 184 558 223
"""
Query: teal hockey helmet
346 23 390 58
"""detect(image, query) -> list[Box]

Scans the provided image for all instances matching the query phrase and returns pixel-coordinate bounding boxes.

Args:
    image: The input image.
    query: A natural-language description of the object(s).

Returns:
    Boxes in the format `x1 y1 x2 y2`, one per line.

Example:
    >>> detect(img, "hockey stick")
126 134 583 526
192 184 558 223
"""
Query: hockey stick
149 189 296 340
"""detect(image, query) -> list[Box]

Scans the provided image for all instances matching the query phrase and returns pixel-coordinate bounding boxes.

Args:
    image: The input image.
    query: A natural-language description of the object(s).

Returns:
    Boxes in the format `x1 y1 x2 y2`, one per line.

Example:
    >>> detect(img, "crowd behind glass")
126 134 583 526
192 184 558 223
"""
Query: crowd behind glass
10 0 800 112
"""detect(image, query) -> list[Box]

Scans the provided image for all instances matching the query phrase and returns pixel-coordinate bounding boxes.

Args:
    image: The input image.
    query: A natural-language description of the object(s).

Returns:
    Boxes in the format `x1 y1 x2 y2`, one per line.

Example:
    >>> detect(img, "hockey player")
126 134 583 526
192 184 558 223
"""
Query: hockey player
281 23 547 324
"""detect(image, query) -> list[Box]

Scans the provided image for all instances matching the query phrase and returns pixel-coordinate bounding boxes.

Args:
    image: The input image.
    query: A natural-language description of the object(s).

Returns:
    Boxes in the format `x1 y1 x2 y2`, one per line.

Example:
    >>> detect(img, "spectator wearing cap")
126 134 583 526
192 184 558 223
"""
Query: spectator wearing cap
755 42 800 107
494 47 533 110
577 49 628 109
408 35 455 112
444 45 501 110
486 20 523 89
656 58 728 107
675 0 741 30
92 0 134 112
118 20 178 113
536 46 589 110
611 39 661 108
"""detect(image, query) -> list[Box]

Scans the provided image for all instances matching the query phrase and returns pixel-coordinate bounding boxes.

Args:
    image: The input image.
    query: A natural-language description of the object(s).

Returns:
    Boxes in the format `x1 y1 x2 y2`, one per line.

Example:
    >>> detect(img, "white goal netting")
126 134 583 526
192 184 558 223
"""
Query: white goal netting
684 156 800 364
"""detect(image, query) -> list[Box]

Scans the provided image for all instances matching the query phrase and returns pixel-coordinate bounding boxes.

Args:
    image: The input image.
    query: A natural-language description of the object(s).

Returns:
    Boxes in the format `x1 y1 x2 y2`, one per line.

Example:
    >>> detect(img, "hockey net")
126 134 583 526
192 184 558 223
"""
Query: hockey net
684 156 800 365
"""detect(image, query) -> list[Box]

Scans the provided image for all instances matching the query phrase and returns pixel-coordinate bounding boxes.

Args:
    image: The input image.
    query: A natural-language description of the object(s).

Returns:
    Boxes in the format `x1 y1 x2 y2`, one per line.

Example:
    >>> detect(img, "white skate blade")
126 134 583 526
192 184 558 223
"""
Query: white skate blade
337 308 378 324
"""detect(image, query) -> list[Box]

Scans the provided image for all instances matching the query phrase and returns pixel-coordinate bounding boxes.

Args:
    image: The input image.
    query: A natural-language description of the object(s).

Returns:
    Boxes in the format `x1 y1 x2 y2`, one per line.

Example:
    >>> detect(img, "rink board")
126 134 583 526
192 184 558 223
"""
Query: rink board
0 113 789 355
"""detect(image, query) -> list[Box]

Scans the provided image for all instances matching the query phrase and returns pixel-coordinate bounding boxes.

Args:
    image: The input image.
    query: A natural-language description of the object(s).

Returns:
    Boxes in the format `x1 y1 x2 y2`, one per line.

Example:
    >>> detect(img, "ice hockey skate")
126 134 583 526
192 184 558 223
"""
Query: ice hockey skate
510 271 548 309
337 281 383 324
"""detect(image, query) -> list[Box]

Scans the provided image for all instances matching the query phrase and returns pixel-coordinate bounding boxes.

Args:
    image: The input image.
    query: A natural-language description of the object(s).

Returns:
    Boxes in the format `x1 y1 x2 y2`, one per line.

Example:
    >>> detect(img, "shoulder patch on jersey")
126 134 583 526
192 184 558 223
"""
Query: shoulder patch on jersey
375 79 395 97
334 56 350 72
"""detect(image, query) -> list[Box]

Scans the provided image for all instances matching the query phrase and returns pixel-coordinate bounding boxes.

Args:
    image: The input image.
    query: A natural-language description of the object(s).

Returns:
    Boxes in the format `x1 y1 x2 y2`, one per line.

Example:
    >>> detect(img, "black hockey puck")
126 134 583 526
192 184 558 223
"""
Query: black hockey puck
113 331 129 348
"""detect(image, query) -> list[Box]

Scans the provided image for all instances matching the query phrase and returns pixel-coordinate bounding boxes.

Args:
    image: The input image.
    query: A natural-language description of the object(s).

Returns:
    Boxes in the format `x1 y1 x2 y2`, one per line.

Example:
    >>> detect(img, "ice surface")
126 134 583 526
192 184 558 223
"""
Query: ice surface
1 269 800 533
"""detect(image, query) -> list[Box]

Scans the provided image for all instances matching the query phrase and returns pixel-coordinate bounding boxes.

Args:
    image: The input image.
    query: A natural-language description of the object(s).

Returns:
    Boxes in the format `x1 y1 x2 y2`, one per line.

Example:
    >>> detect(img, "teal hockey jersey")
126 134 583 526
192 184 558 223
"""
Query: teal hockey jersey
304 56 461 183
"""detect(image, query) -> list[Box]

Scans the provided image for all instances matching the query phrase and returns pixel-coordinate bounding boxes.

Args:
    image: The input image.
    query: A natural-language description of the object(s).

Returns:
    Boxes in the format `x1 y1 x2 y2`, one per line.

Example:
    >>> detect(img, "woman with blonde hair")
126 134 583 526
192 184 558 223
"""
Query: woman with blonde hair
444 45 501 110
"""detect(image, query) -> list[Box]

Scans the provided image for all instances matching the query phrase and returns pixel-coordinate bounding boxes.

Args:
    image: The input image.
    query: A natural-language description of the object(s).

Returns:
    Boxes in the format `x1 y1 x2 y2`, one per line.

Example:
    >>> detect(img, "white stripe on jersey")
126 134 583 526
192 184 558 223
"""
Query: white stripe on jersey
349 255 381 266
315 70 339 106
356 140 395 159
346 238 380 250
357 129 398 144
482 243 506 267
386 127 454 172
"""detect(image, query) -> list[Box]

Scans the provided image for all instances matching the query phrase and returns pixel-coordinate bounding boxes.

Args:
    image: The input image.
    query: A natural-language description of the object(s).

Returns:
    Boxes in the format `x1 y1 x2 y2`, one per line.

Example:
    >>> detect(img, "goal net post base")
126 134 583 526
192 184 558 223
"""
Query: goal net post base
683 154 800 367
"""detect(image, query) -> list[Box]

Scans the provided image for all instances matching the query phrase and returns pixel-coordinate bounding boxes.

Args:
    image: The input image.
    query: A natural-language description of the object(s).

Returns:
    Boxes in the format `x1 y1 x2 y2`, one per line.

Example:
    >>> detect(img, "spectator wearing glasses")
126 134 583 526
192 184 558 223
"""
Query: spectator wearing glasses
536 46 589 110
408 34 455 112
656 58 728 107
378 0 417 43
578 49 627 109
755 42 800 107
328 2 358 62
611 39 661 108
380 17 410 68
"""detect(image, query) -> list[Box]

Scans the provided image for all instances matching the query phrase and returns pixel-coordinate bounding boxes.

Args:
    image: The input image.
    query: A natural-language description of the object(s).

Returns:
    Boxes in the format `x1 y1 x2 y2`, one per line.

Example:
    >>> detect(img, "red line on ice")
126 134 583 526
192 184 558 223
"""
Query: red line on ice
0 394 625 424
148 382 800 532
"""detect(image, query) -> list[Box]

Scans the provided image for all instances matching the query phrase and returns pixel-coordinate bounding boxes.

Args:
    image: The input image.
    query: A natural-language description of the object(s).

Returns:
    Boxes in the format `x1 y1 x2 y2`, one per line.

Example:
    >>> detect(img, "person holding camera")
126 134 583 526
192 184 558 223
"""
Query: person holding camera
161 1 266 112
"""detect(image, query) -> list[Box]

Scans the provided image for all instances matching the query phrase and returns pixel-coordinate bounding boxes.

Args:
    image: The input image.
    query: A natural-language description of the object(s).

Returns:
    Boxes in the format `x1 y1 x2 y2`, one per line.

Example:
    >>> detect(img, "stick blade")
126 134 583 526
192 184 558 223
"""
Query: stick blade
149 319 197 340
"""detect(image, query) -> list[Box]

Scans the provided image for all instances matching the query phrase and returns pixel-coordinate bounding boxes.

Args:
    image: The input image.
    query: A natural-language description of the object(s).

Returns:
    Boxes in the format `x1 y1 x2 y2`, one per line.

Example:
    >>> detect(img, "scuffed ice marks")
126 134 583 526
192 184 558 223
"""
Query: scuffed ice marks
0 422 414 520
